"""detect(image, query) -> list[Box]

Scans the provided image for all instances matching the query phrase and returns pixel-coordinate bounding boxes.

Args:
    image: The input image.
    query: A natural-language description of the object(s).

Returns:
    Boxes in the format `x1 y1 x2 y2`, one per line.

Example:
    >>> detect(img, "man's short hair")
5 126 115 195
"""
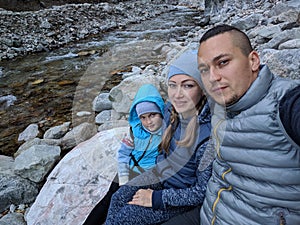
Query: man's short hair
199 24 253 56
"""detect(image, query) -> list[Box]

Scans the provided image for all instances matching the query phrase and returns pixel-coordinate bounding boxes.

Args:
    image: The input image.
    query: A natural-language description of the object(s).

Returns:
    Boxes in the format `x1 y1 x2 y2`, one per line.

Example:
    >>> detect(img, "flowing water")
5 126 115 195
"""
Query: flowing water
0 6 200 156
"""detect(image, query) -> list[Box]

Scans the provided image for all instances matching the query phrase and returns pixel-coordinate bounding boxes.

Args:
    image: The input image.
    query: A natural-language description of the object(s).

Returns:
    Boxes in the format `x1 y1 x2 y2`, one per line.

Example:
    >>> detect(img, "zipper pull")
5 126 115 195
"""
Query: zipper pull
279 212 286 225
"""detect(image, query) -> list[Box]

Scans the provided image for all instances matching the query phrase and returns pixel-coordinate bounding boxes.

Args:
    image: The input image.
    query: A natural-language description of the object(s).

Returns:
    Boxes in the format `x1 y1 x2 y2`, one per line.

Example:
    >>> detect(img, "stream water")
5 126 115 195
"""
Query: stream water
0 6 200 156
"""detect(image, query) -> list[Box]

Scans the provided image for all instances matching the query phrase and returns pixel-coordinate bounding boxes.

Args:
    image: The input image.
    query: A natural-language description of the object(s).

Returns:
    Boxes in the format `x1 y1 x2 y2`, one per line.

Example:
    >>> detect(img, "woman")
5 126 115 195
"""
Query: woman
104 49 213 225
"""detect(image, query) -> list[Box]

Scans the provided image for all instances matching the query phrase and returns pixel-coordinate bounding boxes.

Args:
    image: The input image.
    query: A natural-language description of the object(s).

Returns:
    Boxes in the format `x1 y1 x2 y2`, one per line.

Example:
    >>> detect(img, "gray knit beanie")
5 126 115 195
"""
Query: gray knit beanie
167 49 201 87
135 101 161 117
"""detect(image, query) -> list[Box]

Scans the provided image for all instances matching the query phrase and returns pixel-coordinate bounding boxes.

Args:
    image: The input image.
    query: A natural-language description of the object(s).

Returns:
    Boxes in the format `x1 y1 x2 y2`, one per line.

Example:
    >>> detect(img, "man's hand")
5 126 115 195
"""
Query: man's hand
128 188 153 207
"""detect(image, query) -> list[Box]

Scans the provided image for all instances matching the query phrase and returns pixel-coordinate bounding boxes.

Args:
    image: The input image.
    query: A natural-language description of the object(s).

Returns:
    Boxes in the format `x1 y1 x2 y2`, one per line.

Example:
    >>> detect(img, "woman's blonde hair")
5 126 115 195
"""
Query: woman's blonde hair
160 94 207 154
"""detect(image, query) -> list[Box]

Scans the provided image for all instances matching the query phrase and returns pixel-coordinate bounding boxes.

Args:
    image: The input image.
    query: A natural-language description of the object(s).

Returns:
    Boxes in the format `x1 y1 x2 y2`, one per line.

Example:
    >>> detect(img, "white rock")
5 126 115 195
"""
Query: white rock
26 127 128 225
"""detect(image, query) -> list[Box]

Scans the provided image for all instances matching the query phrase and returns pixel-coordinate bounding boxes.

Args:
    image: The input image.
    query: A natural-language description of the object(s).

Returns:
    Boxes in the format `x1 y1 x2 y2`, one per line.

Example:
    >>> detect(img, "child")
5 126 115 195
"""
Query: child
118 84 165 185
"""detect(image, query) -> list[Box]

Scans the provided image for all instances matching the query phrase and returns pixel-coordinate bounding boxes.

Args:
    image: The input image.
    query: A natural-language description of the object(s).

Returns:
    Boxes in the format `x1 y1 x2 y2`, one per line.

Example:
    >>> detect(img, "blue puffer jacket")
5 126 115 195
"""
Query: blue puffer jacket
201 65 300 225
151 100 213 210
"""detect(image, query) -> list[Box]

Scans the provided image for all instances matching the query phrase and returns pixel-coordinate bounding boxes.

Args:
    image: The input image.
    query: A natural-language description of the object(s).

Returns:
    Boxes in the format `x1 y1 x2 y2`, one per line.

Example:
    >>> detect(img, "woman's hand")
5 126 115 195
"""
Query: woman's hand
128 188 153 207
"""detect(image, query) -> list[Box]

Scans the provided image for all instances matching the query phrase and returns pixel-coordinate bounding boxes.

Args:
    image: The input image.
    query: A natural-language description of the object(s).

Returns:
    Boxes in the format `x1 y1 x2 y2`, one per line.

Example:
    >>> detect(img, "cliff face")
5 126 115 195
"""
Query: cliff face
0 0 189 12
0 0 127 11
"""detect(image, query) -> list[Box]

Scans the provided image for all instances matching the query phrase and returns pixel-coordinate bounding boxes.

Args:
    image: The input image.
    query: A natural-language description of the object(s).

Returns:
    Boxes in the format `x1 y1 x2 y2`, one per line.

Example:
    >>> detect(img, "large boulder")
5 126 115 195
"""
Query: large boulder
0 156 39 212
26 126 128 225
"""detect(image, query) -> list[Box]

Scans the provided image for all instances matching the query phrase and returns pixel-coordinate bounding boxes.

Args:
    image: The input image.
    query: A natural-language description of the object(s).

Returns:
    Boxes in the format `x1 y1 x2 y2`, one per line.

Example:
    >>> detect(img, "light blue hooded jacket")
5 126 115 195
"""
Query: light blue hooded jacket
118 84 165 179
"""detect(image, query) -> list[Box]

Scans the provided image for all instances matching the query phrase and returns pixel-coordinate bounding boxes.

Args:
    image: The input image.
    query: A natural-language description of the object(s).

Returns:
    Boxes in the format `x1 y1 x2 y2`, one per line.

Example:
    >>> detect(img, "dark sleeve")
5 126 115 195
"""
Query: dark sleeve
157 141 213 209
159 162 212 209
279 85 300 147
152 190 163 209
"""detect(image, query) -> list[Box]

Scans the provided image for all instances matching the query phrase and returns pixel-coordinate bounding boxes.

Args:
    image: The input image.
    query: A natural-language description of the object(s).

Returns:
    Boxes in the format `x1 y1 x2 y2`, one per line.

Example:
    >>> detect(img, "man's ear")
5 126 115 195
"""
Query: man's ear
249 51 260 72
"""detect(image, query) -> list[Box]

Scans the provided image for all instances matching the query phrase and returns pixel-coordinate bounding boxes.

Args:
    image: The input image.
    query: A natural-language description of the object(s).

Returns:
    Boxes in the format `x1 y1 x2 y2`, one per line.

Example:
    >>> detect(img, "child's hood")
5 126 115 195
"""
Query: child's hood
128 84 165 137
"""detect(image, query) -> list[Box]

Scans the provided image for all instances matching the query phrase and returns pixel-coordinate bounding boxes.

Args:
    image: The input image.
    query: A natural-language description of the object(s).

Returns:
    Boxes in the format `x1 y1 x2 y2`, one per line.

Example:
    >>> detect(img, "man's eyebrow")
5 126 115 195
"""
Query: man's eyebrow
212 54 230 62
198 53 231 68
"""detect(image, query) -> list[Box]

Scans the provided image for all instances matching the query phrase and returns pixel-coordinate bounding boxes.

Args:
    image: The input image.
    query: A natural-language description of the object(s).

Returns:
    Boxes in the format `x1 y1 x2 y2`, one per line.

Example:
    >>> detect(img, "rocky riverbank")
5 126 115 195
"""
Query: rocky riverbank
0 0 299 224
0 0 178 61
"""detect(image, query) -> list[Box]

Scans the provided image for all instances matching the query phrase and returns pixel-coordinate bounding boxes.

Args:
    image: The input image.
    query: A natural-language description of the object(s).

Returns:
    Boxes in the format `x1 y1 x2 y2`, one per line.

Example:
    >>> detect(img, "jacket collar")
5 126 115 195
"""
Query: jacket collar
226 65 273 113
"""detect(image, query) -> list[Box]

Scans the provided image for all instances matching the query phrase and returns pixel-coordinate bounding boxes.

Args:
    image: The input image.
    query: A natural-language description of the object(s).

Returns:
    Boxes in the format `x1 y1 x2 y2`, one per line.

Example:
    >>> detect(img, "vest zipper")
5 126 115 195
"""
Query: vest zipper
211 119 232 225
279 211 286 225
213 119 224 159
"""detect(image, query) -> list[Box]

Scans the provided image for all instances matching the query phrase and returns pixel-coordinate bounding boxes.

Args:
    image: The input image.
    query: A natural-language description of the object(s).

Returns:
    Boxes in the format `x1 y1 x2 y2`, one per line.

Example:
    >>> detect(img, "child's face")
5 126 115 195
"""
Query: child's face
139 113 162 132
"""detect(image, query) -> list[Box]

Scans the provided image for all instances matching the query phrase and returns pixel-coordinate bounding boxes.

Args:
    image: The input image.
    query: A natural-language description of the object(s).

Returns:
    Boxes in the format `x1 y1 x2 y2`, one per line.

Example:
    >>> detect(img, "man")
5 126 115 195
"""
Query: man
197 24 300 225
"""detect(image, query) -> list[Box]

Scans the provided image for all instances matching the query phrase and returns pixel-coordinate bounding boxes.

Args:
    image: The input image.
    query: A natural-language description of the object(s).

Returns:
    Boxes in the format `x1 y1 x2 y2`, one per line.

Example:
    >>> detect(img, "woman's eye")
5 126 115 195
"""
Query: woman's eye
183 84 195 89
168 83 177 89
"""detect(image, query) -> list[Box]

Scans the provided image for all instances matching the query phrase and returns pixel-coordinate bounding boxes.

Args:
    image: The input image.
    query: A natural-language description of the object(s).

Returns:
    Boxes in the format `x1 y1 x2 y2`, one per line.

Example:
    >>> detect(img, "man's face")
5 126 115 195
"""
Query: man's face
197 32 259 106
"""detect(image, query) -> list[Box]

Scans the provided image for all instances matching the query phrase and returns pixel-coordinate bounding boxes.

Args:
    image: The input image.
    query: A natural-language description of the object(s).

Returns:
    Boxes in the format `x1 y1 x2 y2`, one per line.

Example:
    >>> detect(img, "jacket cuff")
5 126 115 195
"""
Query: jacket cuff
152 190 164 210
118 175 129 186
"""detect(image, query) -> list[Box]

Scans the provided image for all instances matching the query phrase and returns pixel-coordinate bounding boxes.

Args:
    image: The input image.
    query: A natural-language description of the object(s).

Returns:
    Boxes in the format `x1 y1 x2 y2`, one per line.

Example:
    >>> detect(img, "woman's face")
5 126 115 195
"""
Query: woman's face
168 74 203 119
